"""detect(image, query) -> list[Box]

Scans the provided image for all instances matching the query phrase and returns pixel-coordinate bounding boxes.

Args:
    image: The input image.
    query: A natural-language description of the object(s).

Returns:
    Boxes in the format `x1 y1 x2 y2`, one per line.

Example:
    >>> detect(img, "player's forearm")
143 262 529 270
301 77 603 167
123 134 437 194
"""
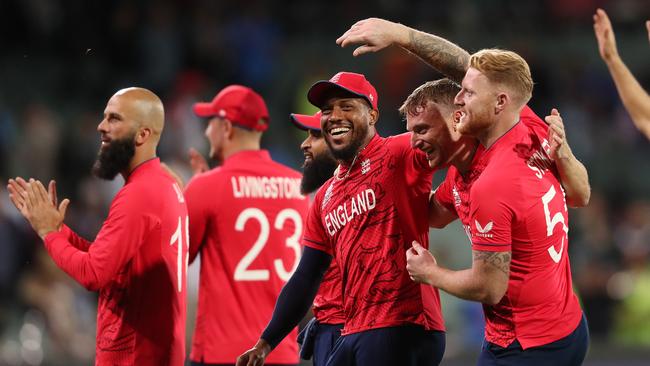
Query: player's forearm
397 26 470 84
431 249 510 305
261 247 331 349
43 232 104 290
428 266 503 305
60 224 92 252
555 151 591 208
428 192 457 228
605 56 650 138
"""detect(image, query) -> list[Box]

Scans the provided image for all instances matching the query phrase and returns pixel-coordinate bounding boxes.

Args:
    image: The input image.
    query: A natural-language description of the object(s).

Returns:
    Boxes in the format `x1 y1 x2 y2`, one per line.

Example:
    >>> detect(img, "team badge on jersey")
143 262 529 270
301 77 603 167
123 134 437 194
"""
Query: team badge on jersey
322 181 334 209
361 159 371 174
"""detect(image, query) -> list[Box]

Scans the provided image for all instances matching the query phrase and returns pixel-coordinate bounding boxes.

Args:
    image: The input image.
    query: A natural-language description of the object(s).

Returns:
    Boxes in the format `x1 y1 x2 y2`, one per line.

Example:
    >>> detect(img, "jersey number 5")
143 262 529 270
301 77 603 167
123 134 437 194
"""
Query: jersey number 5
542 185 568 264
234 207 303 282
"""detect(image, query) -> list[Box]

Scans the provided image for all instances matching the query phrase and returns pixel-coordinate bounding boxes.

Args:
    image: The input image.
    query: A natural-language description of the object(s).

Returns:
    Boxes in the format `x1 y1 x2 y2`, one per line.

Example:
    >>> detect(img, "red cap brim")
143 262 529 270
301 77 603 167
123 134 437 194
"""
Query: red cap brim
307 81 373 110
192 102 217 118
290 113 321 131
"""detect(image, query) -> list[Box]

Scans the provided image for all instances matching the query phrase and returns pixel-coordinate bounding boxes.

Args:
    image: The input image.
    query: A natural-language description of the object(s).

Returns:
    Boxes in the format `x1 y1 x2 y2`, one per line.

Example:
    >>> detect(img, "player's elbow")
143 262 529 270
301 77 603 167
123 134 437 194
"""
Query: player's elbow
480 286 506 306
79 278 103 292
476 278 507 305
635 117 650 140
76 270 110 291
429 218 449 229
567 189 591 208
483 291 505 306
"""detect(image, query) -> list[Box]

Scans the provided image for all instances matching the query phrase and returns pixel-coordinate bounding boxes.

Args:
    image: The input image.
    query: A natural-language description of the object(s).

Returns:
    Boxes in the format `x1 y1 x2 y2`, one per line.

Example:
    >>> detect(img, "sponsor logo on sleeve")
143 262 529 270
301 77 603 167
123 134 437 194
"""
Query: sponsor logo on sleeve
474 219 494 238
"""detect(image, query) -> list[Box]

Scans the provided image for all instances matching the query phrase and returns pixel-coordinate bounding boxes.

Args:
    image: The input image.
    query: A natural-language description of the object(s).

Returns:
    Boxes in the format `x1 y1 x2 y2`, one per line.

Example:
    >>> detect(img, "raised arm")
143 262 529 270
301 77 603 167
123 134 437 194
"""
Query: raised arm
593 8 650 139
544 109 590 207
336 18 470 83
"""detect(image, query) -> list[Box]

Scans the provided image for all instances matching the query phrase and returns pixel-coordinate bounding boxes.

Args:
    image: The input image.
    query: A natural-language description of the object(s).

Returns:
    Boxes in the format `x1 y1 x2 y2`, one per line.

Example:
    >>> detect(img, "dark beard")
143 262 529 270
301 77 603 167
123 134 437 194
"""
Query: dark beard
326 124 368 162
91 135 136 180
301 153 338 194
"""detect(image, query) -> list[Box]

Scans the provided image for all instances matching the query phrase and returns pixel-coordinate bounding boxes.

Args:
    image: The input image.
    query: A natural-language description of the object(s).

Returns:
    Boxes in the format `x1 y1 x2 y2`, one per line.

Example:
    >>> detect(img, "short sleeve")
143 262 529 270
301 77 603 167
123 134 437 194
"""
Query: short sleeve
470 182 514 252
434 171 456 212
300 195 331 255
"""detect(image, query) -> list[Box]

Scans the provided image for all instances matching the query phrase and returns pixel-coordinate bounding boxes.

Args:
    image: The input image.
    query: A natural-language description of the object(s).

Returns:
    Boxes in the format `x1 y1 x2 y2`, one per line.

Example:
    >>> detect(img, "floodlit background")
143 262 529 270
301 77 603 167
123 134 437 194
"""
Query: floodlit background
0 0 649 365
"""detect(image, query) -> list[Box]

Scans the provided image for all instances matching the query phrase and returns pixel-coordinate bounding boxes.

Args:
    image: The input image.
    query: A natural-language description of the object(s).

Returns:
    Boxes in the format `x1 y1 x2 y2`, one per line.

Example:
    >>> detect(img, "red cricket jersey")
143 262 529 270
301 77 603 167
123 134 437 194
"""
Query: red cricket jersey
312 257 345 325
435 107 583 349
185 150 309 364
44 158 188 366
302 133 445 335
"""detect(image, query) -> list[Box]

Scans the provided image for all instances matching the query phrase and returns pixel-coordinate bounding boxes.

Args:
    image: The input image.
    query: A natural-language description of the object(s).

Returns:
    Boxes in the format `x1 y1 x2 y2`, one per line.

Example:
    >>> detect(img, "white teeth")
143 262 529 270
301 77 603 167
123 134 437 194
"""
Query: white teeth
330 127 351 135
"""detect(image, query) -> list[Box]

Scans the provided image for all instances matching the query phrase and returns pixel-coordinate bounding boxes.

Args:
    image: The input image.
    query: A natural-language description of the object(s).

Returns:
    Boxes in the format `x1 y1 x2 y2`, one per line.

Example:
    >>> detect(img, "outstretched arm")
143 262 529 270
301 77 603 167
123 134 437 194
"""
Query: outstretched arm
337 18 470 83
593 8 650 139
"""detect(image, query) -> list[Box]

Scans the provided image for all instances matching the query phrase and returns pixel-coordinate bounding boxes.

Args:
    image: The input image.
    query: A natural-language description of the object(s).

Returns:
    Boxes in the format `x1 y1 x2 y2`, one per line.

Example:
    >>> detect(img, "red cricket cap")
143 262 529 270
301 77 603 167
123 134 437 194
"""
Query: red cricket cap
307 72 378 110
290 111 322 131
193 85 269 131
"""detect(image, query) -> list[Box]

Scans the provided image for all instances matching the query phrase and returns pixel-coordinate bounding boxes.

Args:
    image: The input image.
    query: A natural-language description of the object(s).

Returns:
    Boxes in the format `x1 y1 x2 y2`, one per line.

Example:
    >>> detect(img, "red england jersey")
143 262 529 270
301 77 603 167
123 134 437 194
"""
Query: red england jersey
312 257 345 324
302 133 445 335
435 107 582 349
185 150 309 364
44 158 188 366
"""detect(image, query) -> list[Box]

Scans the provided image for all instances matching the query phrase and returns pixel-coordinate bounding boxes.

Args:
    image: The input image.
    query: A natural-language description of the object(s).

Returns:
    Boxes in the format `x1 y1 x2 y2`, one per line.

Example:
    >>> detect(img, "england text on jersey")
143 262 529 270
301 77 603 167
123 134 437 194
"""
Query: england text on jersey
324 188 376 236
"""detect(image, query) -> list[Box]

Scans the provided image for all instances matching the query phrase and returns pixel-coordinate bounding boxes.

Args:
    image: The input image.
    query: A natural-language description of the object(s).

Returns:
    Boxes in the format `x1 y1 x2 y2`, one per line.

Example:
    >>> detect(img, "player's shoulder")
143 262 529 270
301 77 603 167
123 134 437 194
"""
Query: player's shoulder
520 105 549 137
114 173 170 208
384 133 410 150
264 158 304 179
185 166 228 190
473 153 520 198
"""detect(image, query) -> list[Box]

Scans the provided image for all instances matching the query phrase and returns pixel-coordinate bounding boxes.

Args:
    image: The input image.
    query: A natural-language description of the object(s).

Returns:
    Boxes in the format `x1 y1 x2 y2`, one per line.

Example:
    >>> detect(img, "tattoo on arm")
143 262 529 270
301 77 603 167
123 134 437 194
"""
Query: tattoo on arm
406 29 470 84
473 250 511 276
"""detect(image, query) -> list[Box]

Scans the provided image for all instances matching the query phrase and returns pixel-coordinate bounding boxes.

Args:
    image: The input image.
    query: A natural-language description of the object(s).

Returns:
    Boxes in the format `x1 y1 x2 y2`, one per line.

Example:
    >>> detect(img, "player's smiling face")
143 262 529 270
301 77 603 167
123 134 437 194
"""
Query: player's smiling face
320 96 376 163
454 67 497 138
407 101 458 169
301 129 330 167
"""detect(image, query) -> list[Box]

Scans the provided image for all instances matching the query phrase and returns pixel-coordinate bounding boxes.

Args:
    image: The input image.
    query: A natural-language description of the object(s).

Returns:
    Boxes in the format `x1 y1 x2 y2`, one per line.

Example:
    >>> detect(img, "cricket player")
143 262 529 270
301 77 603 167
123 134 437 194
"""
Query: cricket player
238 72 446 366
289 111 343 366
185 85 309 366
8 87 188 366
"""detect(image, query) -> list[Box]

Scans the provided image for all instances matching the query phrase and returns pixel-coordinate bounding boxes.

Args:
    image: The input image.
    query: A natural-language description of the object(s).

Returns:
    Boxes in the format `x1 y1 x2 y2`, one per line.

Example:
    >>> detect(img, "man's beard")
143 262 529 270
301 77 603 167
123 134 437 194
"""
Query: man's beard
91 134 136 180
326 123 368 162
457 107 493 138
300 153 338 194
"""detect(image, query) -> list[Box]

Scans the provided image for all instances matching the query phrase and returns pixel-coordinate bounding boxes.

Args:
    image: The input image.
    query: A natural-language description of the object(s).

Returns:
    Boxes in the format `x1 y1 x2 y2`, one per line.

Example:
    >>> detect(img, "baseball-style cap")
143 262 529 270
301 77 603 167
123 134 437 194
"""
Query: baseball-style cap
290 111 322 131
307 72 378 110
193 85 269 131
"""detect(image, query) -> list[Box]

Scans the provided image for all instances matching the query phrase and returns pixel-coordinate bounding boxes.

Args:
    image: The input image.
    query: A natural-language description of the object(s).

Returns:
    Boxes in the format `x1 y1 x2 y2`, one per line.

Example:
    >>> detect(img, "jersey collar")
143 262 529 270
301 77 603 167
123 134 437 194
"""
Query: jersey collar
223 149 271 168
126 157 161 183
